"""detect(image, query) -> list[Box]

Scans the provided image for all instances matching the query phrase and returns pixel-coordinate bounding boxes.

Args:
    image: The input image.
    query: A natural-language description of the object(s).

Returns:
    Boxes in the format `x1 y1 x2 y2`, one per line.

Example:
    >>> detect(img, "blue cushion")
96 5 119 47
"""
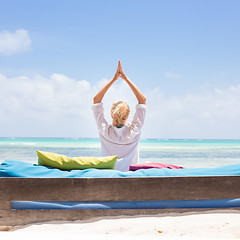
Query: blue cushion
1 159 240 178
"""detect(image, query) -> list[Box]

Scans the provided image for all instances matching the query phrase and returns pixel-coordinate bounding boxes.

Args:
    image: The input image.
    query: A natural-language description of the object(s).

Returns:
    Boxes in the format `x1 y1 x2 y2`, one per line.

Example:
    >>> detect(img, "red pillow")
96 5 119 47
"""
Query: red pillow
129 163 184 171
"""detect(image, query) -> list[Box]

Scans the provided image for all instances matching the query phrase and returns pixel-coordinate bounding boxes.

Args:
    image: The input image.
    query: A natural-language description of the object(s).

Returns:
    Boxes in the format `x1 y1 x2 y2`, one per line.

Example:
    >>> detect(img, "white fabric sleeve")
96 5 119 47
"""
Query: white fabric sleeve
130 104 147 132
92 103 108 132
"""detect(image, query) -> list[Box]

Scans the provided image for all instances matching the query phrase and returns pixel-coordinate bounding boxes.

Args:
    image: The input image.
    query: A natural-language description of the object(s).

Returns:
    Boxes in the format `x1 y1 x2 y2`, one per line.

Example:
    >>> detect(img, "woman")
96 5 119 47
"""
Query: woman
92 60 146 171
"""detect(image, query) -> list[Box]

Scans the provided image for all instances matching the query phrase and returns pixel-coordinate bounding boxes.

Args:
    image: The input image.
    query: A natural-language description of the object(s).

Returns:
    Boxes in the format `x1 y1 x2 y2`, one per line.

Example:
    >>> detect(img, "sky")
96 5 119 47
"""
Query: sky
0 0 240 139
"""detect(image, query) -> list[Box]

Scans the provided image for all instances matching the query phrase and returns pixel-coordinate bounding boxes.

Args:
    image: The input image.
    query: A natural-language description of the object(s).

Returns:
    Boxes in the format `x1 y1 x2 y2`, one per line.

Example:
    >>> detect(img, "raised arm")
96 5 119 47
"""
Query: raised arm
93 71 120 104
118 61 146 105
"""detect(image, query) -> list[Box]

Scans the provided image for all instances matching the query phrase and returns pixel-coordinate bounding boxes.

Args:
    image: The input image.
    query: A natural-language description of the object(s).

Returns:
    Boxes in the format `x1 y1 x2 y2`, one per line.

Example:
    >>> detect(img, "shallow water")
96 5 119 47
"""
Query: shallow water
0 138 240 168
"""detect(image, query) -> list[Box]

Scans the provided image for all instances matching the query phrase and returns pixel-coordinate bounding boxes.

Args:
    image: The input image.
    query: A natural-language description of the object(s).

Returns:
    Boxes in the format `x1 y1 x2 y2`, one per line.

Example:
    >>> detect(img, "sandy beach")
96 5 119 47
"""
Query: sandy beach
1 210 240 240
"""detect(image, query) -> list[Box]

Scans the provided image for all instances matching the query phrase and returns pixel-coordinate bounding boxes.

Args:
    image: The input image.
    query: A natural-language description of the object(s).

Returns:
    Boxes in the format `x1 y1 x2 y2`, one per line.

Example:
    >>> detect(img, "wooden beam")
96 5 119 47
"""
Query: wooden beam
0 201 11 210
0 176 240 201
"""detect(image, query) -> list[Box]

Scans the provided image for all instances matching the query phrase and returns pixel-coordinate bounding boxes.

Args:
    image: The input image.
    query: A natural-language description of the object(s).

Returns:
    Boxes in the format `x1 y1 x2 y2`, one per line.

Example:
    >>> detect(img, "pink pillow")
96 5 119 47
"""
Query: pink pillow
129 163 184 171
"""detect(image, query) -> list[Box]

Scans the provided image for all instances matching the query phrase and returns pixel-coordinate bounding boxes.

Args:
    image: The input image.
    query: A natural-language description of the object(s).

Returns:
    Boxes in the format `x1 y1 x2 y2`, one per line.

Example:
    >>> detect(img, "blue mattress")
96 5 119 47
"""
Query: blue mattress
1 159 240 178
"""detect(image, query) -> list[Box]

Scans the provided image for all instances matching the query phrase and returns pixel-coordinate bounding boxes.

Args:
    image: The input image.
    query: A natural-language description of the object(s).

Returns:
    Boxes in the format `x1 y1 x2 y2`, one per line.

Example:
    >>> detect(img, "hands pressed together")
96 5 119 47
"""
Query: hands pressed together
93 60 146 104
114 60 128 81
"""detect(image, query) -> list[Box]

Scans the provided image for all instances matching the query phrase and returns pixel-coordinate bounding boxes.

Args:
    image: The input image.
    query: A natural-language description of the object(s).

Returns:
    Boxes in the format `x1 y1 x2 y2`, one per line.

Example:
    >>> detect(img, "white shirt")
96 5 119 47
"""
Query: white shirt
92 103 146 171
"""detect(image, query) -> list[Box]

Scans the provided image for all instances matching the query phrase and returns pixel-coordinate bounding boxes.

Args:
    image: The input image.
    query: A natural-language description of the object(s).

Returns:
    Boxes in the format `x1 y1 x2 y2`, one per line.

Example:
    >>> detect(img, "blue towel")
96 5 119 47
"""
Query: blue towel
1 159 240 178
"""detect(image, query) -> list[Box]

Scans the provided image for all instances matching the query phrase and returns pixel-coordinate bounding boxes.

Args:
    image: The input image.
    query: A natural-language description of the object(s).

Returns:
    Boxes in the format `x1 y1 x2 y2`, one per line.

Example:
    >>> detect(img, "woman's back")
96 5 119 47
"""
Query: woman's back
93 103 146 171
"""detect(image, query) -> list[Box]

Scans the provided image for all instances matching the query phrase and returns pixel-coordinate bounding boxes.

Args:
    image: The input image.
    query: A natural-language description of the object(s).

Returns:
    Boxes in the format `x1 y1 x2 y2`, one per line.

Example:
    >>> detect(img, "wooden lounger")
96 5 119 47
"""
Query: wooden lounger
0 176 240 227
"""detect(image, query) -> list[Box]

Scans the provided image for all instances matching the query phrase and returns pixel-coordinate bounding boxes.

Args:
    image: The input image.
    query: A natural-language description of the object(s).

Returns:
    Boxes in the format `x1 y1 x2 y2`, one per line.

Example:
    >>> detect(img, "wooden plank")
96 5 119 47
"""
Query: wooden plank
0 201 11 210
1 176 240 201
1 208 240 226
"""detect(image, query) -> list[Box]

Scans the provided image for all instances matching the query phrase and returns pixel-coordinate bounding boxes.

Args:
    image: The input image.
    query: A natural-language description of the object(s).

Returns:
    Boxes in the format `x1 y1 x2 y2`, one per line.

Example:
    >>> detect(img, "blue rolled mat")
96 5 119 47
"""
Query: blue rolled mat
11 199 240 210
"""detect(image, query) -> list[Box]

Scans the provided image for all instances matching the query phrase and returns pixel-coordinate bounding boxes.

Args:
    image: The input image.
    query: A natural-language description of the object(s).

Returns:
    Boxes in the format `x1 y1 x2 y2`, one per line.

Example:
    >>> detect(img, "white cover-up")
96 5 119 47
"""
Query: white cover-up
92 103 146 171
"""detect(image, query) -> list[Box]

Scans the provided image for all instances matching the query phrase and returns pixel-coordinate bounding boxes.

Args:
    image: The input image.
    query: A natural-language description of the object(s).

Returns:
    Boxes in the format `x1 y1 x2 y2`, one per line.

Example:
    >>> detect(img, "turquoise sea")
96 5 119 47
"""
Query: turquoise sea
1 138 240 168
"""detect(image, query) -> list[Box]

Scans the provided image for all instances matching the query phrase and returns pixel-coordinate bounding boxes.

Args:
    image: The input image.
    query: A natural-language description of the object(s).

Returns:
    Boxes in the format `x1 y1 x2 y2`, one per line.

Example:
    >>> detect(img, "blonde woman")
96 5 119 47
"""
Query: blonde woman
92 61 146 171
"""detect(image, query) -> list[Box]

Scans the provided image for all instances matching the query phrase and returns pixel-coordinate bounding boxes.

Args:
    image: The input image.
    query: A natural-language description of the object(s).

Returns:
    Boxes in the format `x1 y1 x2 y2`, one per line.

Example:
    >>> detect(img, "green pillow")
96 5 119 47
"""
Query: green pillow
37 150 117 170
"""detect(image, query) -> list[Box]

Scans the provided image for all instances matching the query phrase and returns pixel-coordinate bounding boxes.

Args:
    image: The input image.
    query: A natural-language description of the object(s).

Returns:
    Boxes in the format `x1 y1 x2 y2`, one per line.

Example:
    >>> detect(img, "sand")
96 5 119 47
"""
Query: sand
1 210 240 240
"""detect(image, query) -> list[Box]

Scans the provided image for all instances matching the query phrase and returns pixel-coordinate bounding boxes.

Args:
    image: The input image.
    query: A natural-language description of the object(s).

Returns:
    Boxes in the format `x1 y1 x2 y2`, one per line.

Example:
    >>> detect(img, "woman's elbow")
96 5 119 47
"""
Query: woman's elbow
93 96 100 104
93 96 97 104
140 96 146 105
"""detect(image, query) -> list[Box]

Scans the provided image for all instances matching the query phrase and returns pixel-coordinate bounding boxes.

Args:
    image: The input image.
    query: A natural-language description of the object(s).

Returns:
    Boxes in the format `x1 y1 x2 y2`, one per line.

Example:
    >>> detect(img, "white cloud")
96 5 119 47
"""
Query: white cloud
0 29 32 55
165 72 182 79
144 85 240 139
0 73 94 137
0 72 240 139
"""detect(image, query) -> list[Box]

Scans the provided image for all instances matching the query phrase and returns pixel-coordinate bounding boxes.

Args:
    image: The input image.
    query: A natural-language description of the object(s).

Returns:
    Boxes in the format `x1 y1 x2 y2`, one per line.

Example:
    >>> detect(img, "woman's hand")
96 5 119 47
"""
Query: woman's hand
113 71 120 81
117 60 128 80
120 71 128 81
113 61 122 81
117 60 122 75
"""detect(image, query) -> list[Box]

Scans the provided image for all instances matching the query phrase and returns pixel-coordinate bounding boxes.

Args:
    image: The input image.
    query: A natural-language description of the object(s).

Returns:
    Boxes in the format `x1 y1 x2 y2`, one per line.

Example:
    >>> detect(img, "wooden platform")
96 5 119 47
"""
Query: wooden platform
1 176 240 227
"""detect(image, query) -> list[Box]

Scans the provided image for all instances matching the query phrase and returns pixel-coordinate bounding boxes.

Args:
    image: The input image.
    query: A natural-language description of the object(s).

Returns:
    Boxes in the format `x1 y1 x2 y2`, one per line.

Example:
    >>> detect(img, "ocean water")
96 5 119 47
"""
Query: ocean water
0 138 240 168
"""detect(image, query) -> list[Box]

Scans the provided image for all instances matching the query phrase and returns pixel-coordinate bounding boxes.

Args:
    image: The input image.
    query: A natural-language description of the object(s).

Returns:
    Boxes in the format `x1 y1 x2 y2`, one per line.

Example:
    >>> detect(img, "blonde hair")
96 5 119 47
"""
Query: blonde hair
111 100 130 127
